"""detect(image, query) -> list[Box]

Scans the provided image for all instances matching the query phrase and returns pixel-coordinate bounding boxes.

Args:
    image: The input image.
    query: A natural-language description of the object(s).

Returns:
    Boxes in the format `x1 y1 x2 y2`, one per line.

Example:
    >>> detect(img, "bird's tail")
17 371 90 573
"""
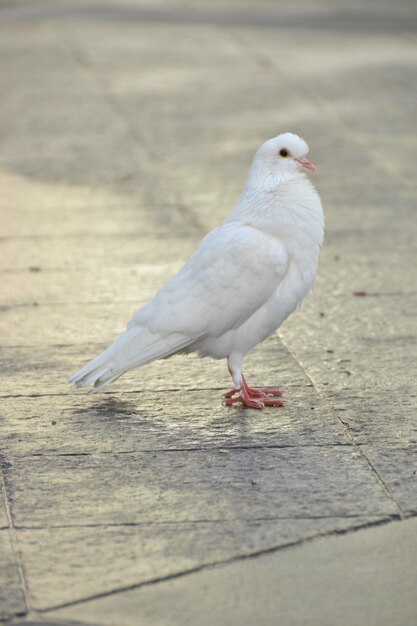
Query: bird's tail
69 325 193 392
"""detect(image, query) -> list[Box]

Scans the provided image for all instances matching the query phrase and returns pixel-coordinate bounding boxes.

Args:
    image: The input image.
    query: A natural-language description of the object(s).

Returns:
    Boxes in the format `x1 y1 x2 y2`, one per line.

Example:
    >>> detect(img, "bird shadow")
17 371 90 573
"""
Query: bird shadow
69 395 140 421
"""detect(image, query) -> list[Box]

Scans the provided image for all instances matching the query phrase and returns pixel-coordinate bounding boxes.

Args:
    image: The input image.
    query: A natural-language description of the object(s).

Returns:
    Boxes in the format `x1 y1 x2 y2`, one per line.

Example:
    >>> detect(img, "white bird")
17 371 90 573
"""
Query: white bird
70 133 324 408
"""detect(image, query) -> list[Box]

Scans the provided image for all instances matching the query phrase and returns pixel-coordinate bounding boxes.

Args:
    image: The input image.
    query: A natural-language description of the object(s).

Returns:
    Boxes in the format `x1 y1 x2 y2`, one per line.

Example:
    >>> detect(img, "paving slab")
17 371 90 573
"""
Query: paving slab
0 390 348 457
0 235 197 272
49 517 417 626
1 266 176 307
15 516 385 610
4 447 398 529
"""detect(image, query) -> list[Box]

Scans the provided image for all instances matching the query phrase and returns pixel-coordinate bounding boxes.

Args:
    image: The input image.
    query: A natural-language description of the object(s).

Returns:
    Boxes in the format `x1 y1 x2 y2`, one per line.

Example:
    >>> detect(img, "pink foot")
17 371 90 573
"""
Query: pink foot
223 386 266 409
222 377 286 409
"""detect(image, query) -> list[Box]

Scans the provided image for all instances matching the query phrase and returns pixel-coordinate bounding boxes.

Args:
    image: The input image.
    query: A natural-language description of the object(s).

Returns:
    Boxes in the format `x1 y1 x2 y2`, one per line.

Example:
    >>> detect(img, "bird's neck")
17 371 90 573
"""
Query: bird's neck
225 174 324 249
244 160 297 192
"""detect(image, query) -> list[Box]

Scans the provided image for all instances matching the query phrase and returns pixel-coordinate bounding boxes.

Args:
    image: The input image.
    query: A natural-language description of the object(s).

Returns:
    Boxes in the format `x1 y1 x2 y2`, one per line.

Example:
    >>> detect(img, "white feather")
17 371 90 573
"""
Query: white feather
69 132 324 393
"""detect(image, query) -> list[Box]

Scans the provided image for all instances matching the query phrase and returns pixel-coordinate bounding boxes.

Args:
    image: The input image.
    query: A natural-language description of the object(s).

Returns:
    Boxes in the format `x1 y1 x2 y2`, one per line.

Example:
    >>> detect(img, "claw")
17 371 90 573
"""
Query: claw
262 398 286 407
222 388 240 399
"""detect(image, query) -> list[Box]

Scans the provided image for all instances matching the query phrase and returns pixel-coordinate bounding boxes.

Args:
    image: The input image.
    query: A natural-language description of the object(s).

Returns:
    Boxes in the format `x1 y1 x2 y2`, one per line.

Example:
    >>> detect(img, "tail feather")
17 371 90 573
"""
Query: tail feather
88 373 123 393
69 325 194 392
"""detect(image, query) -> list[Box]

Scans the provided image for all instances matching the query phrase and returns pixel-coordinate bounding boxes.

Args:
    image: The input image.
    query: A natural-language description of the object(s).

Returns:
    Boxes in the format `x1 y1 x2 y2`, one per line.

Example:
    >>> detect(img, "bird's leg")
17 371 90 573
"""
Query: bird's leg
222 364 242 400
222 356 285 409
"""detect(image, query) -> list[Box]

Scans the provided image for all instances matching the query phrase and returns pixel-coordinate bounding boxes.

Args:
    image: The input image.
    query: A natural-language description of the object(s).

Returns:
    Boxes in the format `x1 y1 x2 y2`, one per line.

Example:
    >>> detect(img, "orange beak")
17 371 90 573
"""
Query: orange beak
296 156 317 173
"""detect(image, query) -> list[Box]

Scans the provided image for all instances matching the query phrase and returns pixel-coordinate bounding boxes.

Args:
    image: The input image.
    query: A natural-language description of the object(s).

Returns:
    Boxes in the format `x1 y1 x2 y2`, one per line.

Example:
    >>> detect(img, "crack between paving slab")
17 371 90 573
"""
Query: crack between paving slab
277 334 406 518
0 384 303 398
0 464 30 617
14 513 403 531
0 232 197 240
10 443 354 458
5 286 413 310
37 514 403 613
0 389 295 398
1 219 415 241
0 300 148 309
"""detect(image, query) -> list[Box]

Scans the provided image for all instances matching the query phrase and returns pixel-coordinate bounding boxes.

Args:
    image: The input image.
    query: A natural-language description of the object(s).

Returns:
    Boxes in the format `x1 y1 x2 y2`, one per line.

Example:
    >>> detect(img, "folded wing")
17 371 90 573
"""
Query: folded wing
70 222 288 390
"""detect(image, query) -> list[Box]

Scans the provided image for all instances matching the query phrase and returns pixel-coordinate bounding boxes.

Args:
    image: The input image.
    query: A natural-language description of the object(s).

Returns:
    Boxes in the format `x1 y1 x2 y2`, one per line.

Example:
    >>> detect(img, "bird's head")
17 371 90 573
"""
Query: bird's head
253 133 317 178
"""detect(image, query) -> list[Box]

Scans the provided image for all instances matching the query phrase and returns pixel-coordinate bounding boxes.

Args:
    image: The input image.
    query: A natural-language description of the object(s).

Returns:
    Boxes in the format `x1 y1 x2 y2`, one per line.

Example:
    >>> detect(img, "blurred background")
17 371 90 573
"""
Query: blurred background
1 0 416 336
1 0 416 391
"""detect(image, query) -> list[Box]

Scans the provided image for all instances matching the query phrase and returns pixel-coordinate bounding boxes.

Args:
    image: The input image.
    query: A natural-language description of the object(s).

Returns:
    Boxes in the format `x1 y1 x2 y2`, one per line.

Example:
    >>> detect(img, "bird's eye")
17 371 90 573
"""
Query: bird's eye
279 148 289 157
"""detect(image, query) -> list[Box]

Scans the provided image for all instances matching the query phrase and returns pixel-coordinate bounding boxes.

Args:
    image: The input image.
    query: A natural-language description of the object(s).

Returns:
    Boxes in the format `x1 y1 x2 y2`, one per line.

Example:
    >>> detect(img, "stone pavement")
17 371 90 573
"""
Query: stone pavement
1 0 416 624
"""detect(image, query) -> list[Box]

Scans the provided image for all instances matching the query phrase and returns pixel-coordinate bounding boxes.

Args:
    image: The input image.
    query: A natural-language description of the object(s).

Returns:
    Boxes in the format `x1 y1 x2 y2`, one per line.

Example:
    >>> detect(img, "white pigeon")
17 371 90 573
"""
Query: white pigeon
70 132 324 408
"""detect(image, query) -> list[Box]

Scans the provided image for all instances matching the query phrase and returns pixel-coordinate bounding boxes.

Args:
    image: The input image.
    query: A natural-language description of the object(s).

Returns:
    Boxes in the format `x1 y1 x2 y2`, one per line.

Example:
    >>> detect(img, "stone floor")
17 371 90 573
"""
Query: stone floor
1 0 416 624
